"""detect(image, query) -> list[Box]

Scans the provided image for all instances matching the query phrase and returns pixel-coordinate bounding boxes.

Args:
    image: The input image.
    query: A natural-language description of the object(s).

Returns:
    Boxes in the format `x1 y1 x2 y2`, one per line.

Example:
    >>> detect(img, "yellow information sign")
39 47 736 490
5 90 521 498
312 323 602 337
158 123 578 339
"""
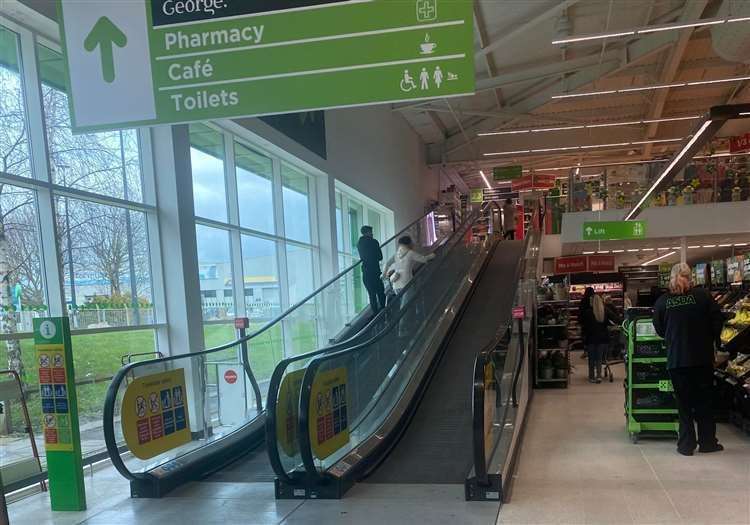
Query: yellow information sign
308 367 349 460
36 343 74 452
121 369 191 460
276 369 304 457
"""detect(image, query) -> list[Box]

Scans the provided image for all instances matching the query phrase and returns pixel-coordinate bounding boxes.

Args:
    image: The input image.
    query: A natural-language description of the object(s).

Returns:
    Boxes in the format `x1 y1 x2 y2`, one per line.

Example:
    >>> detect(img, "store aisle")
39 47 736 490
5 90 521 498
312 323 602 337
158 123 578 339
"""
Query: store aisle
498 362 750 525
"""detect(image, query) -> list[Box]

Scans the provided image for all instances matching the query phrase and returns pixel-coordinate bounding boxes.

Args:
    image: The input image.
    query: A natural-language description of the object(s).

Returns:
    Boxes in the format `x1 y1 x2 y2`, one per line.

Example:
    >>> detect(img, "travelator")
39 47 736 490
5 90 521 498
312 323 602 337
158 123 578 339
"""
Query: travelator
266 204 542 501
102 204 541 502
101 209 453 497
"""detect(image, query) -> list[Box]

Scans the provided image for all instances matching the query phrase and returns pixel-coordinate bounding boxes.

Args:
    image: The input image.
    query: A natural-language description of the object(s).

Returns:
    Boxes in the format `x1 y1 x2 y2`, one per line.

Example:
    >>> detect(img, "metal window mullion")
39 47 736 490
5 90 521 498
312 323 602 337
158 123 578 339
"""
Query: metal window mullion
273 158 290 310
138 128 168 347
18 27 65 316
224 134 246 319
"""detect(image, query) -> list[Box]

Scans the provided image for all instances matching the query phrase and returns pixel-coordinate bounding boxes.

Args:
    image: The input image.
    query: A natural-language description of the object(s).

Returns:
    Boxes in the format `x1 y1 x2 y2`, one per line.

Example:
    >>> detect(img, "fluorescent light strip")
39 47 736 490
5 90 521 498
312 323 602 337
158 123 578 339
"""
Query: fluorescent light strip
478 116 700 137
688 245 701 249
671 246 680 250
735 243 748 247
702 244 717 248
583 251 596 255
625 120 712 221
479 170 492 190
719 244 732 247
597 251 610 254
627 249 639 253
484 137 684 157
551 76 750 100
552 16 750 45
612 249 625 253
641 248 655 252
642 251 677 266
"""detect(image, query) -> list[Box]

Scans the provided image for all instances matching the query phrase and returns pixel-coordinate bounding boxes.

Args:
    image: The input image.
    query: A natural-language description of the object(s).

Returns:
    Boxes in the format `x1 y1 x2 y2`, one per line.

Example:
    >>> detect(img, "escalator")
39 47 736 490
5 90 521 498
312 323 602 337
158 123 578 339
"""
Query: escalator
267 202 541 502
101 209 455 498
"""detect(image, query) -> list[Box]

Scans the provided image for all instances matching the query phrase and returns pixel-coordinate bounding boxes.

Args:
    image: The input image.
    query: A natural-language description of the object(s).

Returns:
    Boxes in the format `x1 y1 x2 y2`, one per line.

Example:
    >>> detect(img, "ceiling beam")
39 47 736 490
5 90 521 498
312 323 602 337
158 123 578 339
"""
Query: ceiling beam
474 1 503 109
642 0 709 158
475 0 580 59
442 28 679 158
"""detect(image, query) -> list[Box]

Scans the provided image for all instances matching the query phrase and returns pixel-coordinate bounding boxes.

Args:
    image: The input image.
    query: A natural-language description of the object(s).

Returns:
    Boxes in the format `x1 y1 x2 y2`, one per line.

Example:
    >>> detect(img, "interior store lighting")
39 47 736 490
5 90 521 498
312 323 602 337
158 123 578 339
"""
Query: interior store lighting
719 244 733 247
641 248 655 251
688 245 701 249
624 120 713 221
476 116 699 137
484 137 684 157
597 251 610 254
551 75 750 100
627 249 639 252
702 244 717 248
642 251 677 266
583 251 596 254
479 170 492 190
552 16 750 45
734 243 748 247
612 249 625 253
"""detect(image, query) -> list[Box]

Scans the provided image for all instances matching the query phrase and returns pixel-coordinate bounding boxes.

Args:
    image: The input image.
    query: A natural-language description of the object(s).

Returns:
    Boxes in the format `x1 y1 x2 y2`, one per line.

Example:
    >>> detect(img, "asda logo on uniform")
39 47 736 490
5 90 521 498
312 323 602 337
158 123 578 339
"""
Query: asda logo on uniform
666 295 697 309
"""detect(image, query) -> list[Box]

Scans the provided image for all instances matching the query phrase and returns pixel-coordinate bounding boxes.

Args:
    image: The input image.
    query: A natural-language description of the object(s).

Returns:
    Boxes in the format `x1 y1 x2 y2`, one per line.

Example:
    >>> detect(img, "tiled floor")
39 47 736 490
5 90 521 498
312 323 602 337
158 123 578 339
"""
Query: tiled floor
498 363 750 524
11 362 750 524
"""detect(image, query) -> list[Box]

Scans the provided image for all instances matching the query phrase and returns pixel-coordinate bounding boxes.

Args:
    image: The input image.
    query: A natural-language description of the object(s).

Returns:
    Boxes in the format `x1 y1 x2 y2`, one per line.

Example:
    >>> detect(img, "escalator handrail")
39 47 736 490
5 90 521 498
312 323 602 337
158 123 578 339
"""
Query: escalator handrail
470 202 541 485
295 210 485 482
101 209 438 481
266 209 478 483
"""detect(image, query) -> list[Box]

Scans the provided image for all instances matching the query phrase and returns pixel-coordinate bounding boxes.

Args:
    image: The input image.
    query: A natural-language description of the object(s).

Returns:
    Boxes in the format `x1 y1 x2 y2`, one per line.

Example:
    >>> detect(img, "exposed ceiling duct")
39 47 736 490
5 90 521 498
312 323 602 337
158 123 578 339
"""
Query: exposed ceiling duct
711 0 750 64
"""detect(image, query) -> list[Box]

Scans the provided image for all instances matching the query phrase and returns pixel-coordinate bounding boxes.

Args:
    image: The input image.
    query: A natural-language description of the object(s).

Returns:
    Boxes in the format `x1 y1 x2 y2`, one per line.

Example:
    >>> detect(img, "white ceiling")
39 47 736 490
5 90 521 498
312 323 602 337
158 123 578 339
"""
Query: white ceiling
397 0 750 190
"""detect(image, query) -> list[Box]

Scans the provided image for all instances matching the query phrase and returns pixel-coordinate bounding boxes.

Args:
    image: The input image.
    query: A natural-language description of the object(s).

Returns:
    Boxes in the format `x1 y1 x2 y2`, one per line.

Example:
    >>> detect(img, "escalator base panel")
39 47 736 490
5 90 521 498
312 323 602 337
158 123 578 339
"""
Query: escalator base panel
275 476 354 500
465 474 503 502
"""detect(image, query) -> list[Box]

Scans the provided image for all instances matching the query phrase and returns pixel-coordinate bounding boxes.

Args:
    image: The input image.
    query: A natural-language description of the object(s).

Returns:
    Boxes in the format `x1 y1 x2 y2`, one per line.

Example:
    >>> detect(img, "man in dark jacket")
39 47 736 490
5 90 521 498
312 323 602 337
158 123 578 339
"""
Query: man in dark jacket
357 226 386 313
653 263 724 456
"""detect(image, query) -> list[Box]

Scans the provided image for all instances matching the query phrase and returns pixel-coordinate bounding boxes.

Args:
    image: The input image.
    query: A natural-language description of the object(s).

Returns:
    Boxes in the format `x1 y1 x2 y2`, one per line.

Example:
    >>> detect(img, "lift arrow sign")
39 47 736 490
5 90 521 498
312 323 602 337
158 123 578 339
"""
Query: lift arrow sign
83 16 127 83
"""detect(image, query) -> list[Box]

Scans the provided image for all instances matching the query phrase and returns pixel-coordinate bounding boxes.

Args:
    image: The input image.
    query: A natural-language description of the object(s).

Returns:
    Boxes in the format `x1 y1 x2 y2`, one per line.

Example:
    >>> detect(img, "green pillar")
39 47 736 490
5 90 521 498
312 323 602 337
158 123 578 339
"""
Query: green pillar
1 468 9 525
33 317 86 511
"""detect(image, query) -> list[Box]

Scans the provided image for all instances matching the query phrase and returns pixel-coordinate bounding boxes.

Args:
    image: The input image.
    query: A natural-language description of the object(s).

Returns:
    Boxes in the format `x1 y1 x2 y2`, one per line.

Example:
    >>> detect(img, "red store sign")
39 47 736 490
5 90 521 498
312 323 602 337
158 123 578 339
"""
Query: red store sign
555 256 588 274
730 133 750 153
588 255 615 272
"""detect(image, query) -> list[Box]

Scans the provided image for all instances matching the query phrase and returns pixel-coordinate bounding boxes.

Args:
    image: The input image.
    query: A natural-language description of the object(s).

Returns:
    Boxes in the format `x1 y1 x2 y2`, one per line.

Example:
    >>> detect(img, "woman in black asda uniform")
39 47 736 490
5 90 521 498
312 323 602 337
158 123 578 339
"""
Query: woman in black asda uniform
653 263 725 456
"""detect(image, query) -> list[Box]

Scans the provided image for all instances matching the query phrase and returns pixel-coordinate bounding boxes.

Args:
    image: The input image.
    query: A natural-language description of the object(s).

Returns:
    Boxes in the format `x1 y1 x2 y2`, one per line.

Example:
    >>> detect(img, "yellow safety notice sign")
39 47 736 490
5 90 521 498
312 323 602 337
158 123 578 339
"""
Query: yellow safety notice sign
275 369 304 457
37 343 74 452
121 369 191 460
308 367 349 460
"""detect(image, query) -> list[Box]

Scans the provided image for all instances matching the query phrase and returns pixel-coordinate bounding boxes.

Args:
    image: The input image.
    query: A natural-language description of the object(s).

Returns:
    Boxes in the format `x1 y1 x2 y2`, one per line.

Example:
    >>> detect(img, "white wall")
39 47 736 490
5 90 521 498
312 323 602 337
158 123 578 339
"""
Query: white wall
560 201 750 243
234 105 434 229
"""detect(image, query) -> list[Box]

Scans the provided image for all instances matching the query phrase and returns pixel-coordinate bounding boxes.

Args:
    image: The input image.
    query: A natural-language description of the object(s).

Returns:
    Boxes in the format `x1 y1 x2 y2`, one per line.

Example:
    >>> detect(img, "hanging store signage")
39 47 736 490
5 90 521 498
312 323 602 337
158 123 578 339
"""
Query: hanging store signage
587 255 615 272
744 254 750 282
554 256 587 274
727 256 743 284
470 189 484 203
57 0 475 133
511 173 555 192
493 165 522 180
121 369 191 460
582 220 646 241
729 133 750 153
308 367 349 459
483 188 518 201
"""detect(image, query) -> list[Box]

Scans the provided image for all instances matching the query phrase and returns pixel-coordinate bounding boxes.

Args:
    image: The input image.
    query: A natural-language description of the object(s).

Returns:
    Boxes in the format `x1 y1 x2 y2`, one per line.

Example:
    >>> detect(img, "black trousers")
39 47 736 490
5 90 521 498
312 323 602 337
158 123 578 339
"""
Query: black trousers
669 366 718 452
504 229 515 240
362 270 386 313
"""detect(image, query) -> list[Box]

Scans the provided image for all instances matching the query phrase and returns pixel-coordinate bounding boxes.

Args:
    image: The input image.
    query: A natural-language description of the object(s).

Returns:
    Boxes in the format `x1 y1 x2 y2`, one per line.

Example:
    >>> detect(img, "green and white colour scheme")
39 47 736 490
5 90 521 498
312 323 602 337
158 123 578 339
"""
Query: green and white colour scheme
57 0 475 133
582 220 647 241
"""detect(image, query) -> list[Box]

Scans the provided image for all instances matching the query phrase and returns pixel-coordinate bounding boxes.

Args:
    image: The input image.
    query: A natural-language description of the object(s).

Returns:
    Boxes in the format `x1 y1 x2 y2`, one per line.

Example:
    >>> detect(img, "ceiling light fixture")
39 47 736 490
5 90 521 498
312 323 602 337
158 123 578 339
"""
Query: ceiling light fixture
734 243 748 247
702 244 717 248
479 170 492 190
484 137 685 157
688 245 701 249
477 116 699 137
551 76 750 100
552 16 750 45
719 243 732 247
624 120 713 221
583 251 596 255
627 249 639 253
642 251 677 266
671 246 680 250
641 248 655 251
597 251 610 254
612 249 625 253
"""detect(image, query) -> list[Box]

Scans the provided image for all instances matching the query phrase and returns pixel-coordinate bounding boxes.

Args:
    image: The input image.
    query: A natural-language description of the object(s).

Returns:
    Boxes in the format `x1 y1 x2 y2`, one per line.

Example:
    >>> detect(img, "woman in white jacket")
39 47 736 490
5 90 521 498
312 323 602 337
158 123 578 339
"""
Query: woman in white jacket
383 235 435 294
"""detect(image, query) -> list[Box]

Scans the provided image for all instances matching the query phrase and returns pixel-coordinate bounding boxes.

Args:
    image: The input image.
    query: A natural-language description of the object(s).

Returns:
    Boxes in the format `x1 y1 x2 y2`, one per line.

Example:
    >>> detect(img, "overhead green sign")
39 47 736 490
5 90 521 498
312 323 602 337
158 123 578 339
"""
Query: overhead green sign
583 220 647 241
470 188 483 203
57 0 475 133
493 165 522 180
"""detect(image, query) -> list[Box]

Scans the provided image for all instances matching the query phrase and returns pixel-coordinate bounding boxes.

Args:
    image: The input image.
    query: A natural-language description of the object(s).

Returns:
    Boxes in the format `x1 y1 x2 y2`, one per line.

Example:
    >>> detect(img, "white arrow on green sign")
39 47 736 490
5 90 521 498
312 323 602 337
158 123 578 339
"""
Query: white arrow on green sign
57 0 475 133
582 220 647 241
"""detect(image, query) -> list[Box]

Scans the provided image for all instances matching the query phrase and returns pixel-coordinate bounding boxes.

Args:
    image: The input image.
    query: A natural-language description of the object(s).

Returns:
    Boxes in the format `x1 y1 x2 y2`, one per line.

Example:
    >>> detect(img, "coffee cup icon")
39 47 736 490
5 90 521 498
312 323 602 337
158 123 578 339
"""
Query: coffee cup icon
420 42 437 54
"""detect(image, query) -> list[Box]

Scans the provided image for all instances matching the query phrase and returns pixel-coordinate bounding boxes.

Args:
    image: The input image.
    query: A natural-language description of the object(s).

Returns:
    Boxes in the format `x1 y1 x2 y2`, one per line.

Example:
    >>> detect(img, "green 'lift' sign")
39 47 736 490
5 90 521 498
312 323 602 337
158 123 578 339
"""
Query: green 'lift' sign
57 0 475 133
583 220 647 241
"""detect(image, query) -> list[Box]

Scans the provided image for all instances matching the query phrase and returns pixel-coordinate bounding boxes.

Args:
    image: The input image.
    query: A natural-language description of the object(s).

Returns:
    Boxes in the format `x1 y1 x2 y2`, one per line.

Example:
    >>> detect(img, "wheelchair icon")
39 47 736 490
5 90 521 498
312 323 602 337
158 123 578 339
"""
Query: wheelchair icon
400 70 417 92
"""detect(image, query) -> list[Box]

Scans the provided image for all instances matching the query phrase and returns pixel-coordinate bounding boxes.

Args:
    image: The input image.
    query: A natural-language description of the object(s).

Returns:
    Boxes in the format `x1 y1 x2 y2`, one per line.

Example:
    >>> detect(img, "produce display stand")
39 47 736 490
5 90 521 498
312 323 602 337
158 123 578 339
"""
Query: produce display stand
624 311 678 443
535 300 570 388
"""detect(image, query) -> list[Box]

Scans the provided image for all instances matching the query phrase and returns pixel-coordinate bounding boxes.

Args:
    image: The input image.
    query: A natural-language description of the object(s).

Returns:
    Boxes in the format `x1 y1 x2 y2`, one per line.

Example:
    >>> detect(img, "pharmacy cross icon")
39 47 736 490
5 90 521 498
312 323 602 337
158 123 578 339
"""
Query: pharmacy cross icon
416 0 437 22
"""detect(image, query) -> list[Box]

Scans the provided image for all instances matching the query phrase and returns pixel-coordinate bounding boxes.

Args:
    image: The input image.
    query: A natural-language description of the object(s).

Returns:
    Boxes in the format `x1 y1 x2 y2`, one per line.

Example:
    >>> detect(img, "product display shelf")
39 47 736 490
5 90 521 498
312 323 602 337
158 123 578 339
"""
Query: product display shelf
535 301 570 388
625 316 678 443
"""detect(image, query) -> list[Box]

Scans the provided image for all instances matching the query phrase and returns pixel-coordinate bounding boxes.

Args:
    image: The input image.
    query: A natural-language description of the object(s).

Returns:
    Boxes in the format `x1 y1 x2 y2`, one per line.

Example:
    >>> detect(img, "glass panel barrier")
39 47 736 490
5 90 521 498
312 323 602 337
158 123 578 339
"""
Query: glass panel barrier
103 210 450 482
285 211 488 480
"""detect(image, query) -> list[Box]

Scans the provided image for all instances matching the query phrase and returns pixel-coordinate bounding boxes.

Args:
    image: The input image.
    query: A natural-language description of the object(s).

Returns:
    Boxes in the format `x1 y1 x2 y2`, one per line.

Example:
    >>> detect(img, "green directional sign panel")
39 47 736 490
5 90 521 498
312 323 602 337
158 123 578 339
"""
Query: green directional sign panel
583 220 647 241
57 0 475 133
493 165 522 180
470 188 483 203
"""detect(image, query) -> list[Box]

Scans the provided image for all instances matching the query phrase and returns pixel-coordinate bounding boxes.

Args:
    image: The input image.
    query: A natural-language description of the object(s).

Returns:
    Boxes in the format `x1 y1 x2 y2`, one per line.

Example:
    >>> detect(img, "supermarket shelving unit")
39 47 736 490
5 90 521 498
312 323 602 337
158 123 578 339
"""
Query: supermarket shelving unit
535 300 570 388
625 313 678 443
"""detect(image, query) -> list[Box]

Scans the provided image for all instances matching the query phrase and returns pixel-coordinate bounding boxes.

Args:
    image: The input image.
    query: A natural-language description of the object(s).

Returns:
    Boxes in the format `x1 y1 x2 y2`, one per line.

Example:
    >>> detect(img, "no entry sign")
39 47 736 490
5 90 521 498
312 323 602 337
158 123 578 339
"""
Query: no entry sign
224 369 238 384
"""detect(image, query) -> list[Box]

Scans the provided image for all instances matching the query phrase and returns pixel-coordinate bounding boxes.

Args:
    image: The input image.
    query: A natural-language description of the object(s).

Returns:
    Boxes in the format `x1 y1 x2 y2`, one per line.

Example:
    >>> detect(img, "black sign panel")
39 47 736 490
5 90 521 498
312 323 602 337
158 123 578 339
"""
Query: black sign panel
151 0 352 27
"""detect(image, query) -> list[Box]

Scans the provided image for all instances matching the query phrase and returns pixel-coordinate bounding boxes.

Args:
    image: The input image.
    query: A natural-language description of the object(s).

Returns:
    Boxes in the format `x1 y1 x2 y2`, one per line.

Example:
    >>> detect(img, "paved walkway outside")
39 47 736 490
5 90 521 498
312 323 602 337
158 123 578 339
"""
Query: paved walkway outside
498 362 750 525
